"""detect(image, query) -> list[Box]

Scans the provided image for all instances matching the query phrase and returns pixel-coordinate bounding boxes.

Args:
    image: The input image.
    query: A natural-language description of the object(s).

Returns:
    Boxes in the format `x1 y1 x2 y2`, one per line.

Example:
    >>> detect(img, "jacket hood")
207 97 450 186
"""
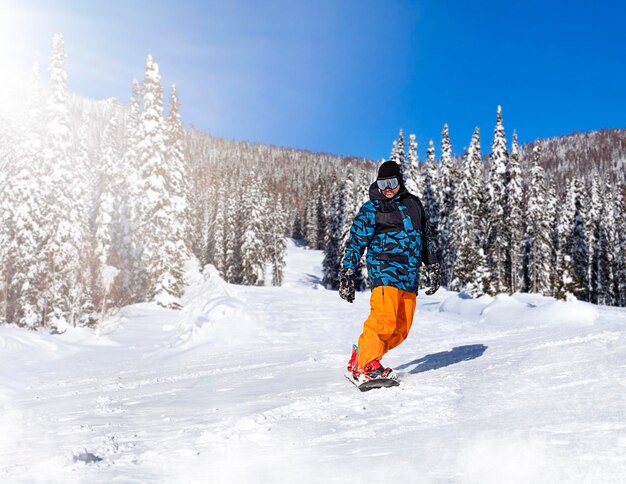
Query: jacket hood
368 181 409 202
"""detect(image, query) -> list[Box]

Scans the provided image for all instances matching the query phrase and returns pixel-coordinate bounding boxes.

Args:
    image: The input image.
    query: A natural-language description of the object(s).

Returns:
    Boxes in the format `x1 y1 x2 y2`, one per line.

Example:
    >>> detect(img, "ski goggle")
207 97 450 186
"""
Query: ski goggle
377 177 399 190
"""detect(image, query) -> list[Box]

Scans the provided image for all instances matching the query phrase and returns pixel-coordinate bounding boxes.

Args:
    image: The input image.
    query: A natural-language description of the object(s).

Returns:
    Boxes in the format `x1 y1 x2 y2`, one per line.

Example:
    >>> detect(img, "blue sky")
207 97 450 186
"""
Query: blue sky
7 0 626 159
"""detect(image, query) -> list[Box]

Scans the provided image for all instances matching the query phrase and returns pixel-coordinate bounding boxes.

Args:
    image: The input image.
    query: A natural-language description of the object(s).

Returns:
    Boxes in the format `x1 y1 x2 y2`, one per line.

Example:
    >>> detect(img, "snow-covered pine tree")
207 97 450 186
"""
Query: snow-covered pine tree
421 125 448 281
225 185 242 284
595 184 618 305
607 186 624 305
291 213 304 241
426 140 435 169
0 156 46 327
543 185 559 296
240 171 267 286
270 195 288 286
164 83 191 282
436 123 454 248
570 189 590 301
559 178 588 300
186 149 211 268
165 85 190 222
73 108 102 321
135 55 165 298
322 168 370 291
211 185 227 275
506 130 524 292
451 127 489 296
353 169 371 290
424 138 437 283
134 55 186 308
322 179 348 289
467 128 492 296
391 128 406 167
338 167 358 268
117 79 143 299
125 79 143 170
437 125 457 287
124 79 143 194
40 33 89 330
422 142 440 246
549 183 566 297
74 110 92 228
74 113 99 325
404 134 421 197
486 105 509 294
0 64 46 327
314 182 328 251
95 115 120 262
113 177 134 299
93 113 123 309
587 175 602 303
305 193 319 249
440 123 453 172
522 143 553 295
615 191 626 306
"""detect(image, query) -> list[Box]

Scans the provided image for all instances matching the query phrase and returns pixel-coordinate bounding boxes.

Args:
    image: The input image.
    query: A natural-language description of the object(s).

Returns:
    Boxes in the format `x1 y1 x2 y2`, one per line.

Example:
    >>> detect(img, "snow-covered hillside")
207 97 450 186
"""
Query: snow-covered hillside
1 239 625 483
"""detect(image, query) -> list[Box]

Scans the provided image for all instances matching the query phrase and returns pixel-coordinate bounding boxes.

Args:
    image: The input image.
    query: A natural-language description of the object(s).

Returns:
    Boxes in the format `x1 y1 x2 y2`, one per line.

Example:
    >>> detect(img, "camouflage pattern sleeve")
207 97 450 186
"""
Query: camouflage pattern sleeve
342 202 376 272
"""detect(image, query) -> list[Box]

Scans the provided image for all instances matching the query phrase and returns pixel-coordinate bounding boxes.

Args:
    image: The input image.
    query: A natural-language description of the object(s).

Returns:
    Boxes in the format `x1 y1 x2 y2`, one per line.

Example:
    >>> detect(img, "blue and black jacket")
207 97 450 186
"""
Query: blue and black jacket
342 182 438 294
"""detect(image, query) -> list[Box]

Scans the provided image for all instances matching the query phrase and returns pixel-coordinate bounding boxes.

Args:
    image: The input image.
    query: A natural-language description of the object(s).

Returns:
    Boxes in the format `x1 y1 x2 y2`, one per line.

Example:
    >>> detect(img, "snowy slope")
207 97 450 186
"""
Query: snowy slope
1 239 626 483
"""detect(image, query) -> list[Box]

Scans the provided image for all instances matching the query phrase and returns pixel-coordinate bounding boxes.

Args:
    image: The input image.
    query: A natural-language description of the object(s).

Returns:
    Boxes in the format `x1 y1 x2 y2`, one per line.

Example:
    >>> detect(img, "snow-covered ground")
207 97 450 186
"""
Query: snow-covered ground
1 239 626 483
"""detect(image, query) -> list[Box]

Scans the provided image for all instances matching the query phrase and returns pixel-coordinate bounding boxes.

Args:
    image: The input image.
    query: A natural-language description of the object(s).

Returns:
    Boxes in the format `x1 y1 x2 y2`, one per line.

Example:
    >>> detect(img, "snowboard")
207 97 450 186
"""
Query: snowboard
344 372 400 392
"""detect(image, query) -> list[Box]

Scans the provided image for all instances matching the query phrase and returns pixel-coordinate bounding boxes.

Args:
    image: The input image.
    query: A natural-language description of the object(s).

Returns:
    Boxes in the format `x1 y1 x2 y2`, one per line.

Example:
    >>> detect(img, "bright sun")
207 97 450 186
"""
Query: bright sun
0 0 37 115
0 0 30 81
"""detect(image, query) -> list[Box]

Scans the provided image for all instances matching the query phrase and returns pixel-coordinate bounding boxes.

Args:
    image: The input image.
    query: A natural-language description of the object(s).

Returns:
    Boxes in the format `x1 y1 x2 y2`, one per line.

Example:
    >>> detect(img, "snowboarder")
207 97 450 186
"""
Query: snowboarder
339 160 440 387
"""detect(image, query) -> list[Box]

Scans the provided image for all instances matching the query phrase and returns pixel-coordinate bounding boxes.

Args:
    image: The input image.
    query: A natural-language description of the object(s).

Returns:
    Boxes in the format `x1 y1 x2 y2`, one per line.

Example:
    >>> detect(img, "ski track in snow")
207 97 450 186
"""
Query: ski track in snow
1 239 626 483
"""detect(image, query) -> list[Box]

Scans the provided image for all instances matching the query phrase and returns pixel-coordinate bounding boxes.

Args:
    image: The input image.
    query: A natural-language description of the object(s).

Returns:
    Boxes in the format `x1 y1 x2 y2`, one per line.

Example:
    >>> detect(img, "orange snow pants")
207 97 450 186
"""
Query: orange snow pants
357 286 416 369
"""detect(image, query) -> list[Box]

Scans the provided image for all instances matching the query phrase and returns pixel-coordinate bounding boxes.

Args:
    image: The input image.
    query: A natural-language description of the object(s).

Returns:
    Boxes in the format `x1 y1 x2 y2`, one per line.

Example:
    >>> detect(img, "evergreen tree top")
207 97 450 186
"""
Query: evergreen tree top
468 127 481 160
427 140 435 163
511 130 519 157
441 124 452 166
390 128 406 165
490 105 508 171
50 33 67 69
168 85 181 120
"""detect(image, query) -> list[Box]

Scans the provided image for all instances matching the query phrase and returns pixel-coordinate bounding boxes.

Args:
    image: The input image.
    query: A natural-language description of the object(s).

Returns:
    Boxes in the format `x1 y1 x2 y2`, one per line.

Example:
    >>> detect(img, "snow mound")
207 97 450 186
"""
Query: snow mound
440 293 599 326
0 326 107 355
0 323 116 357
173 263 258 348
0 327 61 354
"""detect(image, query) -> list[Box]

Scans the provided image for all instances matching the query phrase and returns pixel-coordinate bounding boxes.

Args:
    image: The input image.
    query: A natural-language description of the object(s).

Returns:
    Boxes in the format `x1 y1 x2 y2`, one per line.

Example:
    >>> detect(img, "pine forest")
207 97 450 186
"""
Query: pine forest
1 35 625 332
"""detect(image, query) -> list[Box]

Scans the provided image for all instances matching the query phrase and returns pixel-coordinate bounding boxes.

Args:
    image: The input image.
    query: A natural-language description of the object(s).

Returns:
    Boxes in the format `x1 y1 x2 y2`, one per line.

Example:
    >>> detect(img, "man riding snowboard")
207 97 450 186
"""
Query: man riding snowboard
339 159 440 385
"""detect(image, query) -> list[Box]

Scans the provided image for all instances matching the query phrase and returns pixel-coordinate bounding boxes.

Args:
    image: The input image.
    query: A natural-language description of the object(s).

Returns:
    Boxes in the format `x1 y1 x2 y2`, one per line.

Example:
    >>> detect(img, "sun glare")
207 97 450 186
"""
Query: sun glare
0 0 33 116
0 0 30 82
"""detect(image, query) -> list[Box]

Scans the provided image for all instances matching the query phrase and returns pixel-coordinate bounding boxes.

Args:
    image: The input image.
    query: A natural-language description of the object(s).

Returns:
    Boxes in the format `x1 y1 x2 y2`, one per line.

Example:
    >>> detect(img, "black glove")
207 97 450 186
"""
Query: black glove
424 263 440 296
339 268 355 303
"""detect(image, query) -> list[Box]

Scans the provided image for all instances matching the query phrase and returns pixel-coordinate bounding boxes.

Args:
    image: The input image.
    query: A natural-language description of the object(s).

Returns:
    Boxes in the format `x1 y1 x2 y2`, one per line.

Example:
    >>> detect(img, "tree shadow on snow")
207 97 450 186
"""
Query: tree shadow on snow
397 344 488 374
